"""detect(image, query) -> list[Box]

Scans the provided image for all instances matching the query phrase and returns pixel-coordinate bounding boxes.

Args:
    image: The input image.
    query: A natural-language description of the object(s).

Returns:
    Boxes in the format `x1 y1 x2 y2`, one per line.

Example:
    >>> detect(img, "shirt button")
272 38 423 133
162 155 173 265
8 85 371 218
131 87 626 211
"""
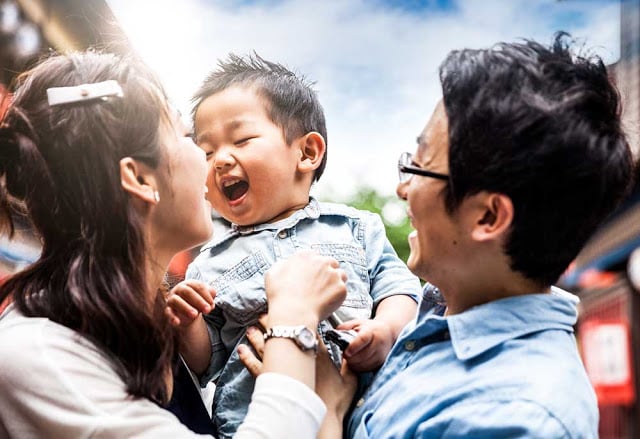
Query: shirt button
356 398 365 407
404 340 416 351
278 230 287 238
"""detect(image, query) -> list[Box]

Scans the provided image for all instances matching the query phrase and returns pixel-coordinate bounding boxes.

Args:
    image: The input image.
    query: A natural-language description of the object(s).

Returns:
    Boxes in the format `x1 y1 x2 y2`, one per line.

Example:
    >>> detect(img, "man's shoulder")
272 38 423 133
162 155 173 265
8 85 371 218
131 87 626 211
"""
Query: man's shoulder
461 332 598 436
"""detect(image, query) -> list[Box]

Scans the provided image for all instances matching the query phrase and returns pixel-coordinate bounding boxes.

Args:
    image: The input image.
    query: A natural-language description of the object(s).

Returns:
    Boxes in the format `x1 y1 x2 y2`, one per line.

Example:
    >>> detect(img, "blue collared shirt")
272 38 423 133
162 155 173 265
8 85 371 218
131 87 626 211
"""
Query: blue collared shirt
187 198 421 438
348 287 598 438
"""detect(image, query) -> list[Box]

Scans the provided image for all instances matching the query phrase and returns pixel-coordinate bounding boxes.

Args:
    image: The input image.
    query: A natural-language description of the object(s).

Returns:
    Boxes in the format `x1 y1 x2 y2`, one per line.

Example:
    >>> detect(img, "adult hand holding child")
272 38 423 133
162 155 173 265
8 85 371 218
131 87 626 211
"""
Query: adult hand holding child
166 251 357 437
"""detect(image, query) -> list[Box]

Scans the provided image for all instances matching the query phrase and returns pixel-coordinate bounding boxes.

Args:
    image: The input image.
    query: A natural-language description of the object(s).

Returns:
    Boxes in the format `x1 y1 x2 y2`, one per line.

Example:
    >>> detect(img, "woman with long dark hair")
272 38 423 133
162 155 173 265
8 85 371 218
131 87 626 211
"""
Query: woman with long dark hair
0 52 353 438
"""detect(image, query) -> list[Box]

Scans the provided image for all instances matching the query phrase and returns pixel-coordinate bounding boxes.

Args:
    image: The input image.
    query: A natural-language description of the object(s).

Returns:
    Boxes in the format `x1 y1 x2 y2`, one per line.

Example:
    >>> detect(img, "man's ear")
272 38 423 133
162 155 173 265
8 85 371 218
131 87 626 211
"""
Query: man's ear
297 132 326 174
120 157 160 205
471 192 514 242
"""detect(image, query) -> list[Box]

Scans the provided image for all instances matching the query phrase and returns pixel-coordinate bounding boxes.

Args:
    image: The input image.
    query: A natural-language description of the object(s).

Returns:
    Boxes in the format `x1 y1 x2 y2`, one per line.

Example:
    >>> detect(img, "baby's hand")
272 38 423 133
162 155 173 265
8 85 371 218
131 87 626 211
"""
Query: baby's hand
338 318 395 372
164 280 215 329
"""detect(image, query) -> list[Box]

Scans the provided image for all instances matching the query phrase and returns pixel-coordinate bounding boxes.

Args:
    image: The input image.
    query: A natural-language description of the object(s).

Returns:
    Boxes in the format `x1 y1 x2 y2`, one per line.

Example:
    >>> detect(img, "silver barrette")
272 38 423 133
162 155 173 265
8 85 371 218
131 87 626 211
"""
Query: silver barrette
46 80 124 107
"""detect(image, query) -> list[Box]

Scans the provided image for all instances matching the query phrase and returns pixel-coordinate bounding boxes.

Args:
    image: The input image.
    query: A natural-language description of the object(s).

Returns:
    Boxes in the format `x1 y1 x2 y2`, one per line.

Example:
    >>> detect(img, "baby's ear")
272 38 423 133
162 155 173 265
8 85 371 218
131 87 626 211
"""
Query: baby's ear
297 132 326 174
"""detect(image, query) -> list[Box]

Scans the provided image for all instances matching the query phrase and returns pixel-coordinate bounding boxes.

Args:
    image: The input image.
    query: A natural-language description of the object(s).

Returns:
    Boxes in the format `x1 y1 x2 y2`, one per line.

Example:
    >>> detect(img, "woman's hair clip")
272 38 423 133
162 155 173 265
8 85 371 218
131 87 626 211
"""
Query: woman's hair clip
47 80 124 107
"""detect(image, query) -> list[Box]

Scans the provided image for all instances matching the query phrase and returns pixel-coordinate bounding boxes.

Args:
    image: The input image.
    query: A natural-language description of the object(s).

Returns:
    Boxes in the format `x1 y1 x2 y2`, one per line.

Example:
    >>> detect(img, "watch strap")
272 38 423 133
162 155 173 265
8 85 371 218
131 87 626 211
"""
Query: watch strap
264 325 318 353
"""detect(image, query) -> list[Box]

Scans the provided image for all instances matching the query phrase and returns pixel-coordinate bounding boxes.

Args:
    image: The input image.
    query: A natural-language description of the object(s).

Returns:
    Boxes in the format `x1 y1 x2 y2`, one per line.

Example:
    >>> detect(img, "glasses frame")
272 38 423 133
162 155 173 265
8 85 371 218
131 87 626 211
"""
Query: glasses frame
398 152 449 183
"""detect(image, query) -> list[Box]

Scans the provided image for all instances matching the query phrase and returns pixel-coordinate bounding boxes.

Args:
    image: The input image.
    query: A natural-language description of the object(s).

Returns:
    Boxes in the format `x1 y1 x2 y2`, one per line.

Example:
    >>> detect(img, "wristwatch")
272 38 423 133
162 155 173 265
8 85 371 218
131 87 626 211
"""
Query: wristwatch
263 325 318 354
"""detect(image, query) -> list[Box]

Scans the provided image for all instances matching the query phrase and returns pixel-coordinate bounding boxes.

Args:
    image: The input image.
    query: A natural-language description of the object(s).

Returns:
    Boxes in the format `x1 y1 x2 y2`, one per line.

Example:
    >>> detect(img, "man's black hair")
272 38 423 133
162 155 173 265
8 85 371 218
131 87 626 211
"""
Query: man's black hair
439 32 633 285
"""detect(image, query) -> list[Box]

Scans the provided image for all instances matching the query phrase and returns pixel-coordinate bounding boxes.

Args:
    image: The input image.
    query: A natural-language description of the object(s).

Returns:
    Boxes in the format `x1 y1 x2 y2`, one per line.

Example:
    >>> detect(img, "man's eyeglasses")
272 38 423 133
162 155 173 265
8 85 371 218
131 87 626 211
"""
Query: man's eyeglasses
398 152 449 183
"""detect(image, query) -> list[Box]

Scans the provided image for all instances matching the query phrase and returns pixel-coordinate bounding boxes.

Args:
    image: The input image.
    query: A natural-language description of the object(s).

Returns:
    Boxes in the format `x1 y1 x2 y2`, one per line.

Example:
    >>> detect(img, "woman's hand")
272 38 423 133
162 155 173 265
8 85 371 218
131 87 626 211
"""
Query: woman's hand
265 250 347 328
238 319 356 439
238 325 357 417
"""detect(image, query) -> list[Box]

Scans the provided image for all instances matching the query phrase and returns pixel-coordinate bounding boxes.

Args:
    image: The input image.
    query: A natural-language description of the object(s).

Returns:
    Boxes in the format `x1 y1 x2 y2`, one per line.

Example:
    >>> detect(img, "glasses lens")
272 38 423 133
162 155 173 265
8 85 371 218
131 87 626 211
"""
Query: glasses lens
398 152 411 183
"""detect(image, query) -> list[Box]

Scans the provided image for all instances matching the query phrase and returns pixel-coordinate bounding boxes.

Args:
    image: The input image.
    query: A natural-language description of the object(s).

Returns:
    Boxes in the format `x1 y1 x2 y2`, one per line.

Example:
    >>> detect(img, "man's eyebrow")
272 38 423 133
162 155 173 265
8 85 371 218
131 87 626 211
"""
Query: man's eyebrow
416 135 422 145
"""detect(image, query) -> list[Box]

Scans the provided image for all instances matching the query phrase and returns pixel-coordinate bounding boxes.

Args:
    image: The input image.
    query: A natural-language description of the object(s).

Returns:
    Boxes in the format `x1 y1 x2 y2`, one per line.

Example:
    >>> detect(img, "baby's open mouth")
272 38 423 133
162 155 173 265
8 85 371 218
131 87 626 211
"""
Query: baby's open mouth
222 179 249 201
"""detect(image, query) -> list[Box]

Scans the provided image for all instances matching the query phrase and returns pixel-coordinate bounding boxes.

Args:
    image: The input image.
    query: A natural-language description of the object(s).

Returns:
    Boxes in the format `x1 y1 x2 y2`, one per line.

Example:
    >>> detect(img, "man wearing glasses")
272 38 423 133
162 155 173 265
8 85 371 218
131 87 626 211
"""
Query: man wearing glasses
347 34 632 438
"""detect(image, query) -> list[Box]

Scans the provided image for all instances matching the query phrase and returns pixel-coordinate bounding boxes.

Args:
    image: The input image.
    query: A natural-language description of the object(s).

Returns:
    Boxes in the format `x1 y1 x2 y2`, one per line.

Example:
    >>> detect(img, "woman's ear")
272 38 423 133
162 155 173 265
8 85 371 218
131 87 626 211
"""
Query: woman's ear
120 157 160 205
471 192 514 243
297 132 326 174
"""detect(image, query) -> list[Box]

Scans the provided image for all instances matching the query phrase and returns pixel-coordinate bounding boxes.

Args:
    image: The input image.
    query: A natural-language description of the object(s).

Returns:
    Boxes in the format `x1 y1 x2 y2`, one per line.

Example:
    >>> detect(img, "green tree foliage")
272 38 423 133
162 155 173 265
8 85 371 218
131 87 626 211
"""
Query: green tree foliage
340 186 413 263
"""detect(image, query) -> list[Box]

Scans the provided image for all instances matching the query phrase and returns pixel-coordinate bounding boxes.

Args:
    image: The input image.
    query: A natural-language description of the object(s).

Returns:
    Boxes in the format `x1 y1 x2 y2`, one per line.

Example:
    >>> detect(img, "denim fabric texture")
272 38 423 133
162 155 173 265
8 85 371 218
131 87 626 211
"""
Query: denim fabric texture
187 198 421 438
348 286 598 439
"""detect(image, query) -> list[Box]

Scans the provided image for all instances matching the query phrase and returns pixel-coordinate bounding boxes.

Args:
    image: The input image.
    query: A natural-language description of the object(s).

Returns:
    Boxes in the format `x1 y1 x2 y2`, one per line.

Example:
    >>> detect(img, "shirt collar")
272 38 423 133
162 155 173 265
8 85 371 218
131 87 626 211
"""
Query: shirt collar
418 288 579 361
201 198 320 251
231 197 320 234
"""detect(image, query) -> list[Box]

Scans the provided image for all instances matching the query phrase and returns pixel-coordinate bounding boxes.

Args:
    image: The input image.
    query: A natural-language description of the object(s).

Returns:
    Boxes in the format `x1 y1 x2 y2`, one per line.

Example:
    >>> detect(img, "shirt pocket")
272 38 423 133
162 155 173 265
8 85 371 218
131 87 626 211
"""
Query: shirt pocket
312 242 372 320
210 251 270 326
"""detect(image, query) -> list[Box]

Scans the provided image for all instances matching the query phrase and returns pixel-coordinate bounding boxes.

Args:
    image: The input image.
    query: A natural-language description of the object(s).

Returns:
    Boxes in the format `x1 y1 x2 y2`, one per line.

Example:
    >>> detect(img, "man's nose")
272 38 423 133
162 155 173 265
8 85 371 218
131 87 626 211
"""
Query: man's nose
396 180 408 200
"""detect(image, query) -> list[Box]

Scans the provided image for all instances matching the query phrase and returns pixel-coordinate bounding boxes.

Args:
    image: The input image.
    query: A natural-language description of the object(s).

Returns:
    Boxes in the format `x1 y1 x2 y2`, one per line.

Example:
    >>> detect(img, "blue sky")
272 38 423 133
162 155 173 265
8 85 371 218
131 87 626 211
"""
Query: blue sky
107 0 620 209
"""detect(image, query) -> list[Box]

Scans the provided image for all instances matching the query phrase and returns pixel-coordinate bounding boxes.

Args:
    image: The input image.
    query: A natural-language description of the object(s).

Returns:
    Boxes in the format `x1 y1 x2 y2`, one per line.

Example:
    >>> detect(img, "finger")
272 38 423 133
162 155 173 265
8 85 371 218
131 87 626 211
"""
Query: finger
337 319 362 331
207 285 217 304
183 280 216 306
176 280 215 305
345 349 379 372
327 257 340 269
174 284 213 314
344 348 376 371
344 331 372 357
238 344 263 377
246 326 265 359
166 295 199 320
164 306 181 326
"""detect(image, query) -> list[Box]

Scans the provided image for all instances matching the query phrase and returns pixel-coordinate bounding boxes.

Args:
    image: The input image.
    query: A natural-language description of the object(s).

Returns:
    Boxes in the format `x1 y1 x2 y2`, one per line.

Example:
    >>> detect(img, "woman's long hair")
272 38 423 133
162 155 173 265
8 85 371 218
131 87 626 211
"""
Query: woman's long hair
0 52 177 405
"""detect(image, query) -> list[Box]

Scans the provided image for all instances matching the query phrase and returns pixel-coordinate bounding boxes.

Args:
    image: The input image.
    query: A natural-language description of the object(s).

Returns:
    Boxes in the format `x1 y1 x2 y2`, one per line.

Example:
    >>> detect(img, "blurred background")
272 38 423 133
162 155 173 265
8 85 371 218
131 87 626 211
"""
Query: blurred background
0 1 639 437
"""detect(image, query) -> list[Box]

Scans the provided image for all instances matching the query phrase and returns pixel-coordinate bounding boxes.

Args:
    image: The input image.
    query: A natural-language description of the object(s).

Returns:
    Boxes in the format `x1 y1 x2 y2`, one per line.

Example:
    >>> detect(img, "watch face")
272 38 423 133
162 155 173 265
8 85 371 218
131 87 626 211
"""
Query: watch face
297 327 317 350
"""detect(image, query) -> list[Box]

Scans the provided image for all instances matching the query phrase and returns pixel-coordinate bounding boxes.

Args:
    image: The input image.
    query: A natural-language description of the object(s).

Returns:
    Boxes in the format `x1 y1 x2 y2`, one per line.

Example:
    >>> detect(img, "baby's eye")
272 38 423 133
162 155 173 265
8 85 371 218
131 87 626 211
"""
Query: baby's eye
234 137 255 146
197 143 214 159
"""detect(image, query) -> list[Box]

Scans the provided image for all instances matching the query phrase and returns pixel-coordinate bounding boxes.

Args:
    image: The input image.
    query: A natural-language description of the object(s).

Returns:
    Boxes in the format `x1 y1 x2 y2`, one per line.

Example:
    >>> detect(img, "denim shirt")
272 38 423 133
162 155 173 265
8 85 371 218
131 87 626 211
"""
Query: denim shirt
187 198 421 438
348 286 598 439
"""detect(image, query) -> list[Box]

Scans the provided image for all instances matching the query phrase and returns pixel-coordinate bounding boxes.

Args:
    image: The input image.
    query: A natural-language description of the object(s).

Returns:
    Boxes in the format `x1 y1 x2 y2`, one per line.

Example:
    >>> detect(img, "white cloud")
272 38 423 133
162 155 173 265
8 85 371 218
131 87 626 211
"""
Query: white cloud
108 0 620 200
